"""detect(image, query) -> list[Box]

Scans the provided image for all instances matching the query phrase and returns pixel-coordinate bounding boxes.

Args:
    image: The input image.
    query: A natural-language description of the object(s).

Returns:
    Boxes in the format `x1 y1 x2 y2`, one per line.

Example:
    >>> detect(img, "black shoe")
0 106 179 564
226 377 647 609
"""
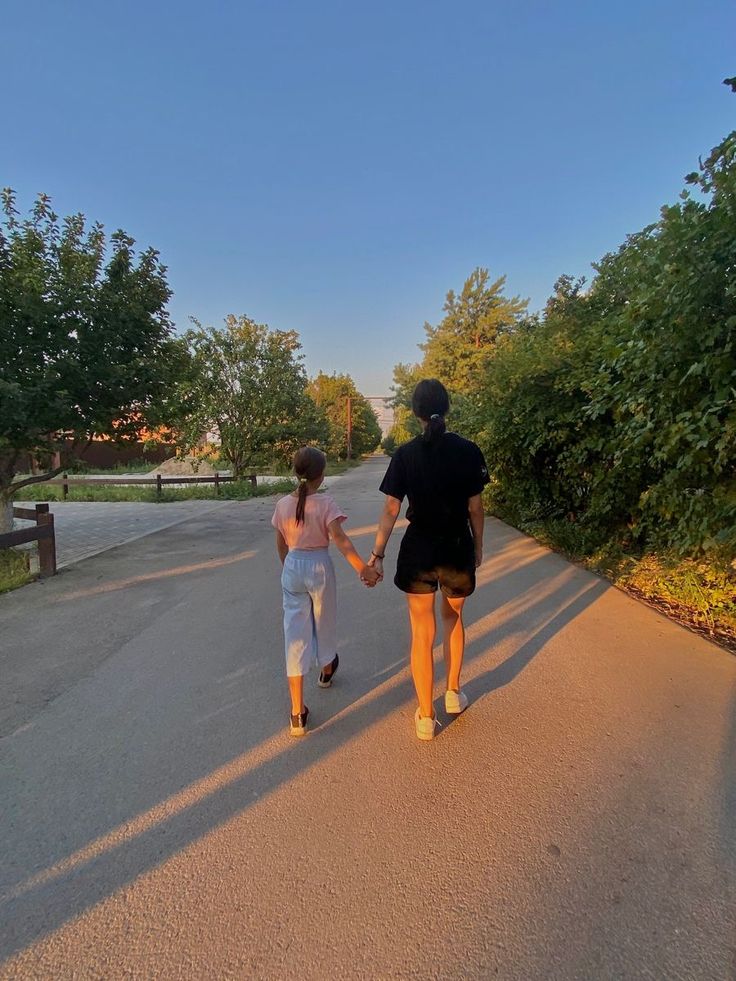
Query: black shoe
289 705 309 737
318 653 339 688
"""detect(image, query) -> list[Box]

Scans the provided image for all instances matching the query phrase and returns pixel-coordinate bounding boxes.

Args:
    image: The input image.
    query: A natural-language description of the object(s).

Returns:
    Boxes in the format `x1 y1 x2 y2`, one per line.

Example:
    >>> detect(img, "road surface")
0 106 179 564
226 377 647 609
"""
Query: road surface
1 458 734 979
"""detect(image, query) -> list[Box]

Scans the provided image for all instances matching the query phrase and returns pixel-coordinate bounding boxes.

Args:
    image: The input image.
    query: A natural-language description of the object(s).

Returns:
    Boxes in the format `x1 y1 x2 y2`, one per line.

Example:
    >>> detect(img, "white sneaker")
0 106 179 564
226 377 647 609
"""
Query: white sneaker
414 708 440 740
444 689 469 714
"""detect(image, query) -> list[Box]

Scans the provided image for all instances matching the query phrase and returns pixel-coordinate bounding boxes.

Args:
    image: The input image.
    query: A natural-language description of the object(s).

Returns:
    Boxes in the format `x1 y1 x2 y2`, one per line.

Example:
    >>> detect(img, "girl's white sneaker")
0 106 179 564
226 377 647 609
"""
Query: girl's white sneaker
414 708 440 740
444 689 469 714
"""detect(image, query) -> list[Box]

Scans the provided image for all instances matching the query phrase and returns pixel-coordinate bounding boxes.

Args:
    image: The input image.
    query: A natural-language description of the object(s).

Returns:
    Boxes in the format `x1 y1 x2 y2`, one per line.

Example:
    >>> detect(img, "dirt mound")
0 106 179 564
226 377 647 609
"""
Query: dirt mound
150 455 219 477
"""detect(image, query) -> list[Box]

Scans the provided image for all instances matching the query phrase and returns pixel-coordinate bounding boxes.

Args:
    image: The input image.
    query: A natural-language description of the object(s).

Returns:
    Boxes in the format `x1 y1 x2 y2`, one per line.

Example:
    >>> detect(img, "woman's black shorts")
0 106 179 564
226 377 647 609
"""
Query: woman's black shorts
394 524 476 597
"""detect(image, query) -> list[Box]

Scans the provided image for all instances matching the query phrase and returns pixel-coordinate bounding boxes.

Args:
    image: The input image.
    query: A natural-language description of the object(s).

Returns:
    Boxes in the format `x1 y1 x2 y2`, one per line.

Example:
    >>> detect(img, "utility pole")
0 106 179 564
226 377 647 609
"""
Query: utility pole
346 396 352 459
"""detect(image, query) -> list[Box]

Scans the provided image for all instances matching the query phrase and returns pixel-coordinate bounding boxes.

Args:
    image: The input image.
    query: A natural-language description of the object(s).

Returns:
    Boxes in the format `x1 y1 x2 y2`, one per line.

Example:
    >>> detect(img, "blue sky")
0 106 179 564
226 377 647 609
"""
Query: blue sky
5 1 735 394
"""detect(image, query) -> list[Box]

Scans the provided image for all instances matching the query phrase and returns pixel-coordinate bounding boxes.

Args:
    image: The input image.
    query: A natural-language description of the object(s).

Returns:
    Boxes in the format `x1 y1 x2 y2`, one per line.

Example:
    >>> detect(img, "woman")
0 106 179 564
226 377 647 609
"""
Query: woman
369 379 489 740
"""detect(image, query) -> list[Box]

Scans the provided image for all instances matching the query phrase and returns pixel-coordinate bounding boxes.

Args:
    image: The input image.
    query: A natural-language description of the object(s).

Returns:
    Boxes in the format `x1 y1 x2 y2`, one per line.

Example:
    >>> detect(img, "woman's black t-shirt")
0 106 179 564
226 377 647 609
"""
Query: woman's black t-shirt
379 433 489 537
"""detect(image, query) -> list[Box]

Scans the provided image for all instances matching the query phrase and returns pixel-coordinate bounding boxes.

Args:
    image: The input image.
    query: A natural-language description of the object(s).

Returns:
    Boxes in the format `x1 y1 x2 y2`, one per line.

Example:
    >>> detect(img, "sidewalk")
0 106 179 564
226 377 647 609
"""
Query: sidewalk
21 473 345 570
20 500 231 568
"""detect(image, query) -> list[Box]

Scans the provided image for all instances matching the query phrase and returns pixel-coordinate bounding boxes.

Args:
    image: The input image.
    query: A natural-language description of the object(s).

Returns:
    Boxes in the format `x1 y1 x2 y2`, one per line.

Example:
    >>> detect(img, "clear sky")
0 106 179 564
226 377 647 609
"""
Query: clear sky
5 1 735 394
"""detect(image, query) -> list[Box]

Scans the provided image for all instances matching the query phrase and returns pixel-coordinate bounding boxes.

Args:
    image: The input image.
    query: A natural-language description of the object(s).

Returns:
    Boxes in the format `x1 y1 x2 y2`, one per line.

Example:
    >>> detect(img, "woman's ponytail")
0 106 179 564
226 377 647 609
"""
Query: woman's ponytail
424 412 447 444
293 446 327 524
411 379 450 446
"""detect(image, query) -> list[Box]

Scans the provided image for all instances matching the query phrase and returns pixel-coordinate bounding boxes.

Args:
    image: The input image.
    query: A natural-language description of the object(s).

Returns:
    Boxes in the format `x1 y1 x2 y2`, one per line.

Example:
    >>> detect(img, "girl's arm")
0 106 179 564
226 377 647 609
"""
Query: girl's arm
328 519 380 585
275 529 289 564
369 495 402 580
468 493 484 567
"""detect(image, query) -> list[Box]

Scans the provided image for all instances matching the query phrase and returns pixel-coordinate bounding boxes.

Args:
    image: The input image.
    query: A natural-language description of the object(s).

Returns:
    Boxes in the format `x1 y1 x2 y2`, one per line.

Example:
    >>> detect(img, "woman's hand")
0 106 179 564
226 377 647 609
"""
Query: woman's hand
368 554 384 582
369 496 399 585
469 495 484 570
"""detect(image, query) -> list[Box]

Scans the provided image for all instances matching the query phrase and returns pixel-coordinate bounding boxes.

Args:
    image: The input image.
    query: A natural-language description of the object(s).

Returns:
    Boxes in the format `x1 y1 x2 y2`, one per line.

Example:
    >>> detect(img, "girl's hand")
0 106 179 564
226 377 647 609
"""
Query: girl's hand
361 564 380 587
474 546 483 569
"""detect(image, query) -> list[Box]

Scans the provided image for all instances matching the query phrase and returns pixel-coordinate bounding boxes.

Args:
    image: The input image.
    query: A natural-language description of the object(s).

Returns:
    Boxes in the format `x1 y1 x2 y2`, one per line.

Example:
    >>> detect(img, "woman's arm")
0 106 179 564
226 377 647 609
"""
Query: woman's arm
369 495 402 580
275 529 289 564
468 494 484 567
328 519 380 584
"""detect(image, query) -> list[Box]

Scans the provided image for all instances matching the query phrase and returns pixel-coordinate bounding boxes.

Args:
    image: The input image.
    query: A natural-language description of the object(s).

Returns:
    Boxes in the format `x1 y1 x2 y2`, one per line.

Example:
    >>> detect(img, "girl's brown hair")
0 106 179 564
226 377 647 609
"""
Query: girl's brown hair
294 446 327 524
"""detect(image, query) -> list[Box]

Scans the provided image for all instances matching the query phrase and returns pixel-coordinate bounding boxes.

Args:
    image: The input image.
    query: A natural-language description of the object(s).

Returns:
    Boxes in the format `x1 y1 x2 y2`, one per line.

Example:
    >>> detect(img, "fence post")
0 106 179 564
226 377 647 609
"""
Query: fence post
62 472 69 500
36 504 57 577
214 472 220 495
156 474 162 499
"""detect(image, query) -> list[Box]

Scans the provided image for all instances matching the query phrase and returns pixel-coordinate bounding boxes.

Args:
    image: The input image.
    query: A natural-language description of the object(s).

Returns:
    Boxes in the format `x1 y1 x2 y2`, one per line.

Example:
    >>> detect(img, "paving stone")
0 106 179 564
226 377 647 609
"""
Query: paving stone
20 501 231 568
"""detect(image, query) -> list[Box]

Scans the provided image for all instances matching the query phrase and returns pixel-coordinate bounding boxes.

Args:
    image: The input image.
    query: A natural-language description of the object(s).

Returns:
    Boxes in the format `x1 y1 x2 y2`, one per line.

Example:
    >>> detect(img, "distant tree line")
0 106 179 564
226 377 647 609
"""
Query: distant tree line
0 194 380 530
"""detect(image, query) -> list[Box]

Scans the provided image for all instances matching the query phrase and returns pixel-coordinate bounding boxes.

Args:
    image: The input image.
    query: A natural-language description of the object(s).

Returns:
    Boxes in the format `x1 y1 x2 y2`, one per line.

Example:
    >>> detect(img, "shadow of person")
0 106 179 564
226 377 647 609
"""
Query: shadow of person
439 577 609 732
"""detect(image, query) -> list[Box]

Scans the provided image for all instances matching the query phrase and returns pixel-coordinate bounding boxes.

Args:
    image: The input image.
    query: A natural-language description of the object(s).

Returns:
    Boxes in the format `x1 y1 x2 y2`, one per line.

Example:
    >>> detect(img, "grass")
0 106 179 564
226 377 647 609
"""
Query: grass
12 455 366 503
15 459 363 490
0 548 32 594
14 478 296 504
587 548 736 649
497 508 736 652
325 457 364 476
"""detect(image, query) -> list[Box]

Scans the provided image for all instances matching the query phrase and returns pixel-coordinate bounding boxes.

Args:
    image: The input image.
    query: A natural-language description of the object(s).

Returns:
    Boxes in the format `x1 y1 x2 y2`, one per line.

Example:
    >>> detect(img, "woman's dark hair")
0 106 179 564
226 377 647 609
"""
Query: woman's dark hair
293 446 327 524
412 379 450 444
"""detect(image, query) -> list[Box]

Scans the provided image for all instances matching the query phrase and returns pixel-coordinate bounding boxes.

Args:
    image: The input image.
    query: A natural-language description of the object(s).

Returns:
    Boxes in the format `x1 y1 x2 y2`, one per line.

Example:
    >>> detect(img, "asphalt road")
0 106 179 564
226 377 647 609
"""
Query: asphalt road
1 457 734 980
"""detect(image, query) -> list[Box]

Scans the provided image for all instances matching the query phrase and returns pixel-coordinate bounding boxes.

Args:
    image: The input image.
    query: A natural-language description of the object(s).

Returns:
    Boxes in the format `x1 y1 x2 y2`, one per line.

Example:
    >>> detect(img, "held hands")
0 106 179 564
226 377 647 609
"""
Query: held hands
366 554 384 584
361 552 384 588
360 563 381 587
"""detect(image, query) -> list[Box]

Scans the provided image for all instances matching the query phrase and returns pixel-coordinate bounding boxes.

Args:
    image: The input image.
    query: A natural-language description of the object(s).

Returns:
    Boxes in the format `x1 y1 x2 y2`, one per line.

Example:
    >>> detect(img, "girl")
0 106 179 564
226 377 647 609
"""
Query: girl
369 379 489 740
272 446 379 736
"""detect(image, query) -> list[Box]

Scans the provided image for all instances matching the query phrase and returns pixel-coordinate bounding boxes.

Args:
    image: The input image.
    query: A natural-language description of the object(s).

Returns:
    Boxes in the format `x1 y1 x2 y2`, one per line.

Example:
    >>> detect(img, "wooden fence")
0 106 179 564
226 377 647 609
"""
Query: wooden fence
0 503 57 577
43 472 257 499
0 473 261 582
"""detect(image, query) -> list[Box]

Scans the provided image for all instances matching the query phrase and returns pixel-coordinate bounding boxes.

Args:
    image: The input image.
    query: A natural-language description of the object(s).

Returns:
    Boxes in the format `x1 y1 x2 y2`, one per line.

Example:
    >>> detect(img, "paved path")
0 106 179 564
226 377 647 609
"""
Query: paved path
0 459 734 979
20 500 232 568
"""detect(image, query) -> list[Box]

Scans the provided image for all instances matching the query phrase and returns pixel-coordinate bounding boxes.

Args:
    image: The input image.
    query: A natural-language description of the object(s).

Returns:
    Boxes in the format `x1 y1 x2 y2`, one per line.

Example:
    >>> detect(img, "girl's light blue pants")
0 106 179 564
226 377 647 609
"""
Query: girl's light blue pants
281 548 338 677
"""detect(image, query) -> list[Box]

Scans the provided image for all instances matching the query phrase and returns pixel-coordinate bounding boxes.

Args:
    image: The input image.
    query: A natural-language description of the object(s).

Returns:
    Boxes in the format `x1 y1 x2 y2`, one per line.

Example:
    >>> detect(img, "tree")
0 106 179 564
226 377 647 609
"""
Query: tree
174 315 328 475
384 361 422 447
0 190 184 531
473 276 613 533
306 372 382 458
420 267 528 394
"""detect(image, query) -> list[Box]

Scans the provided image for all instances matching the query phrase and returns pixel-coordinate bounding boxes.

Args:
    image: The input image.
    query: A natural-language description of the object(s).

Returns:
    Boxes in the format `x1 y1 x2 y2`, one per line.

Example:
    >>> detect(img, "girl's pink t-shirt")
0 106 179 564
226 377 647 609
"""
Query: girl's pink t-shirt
271 492 347 549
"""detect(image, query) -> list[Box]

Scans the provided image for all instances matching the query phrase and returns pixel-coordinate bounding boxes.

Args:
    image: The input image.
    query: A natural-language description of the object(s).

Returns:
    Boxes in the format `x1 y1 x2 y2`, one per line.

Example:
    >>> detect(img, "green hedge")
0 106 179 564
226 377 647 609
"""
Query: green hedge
473 119 736 566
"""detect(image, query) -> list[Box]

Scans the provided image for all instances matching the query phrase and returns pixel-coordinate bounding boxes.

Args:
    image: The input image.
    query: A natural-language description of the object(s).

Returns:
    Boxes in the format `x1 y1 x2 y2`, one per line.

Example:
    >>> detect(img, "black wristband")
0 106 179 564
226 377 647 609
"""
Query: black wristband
371 551 385 560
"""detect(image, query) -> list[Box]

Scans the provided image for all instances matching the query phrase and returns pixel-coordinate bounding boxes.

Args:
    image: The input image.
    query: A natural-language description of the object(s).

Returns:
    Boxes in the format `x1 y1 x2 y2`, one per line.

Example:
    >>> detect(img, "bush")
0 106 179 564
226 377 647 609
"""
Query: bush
473 112 736 565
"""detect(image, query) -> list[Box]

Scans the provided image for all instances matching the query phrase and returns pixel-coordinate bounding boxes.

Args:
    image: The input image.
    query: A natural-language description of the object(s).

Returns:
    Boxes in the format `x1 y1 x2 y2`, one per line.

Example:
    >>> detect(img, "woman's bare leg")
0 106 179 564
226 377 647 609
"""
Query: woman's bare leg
407 593 437 718
441 594 466 692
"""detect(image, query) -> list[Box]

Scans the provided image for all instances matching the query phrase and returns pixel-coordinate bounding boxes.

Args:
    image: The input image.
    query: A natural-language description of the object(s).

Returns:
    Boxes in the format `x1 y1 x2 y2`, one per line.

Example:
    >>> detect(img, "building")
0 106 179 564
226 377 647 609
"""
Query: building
365 397 394 437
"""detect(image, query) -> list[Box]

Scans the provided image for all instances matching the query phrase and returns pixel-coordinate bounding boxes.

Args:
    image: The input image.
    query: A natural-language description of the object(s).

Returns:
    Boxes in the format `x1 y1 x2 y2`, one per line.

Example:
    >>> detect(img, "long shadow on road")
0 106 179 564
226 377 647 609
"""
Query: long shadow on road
5 502 731 972
0 543 605 962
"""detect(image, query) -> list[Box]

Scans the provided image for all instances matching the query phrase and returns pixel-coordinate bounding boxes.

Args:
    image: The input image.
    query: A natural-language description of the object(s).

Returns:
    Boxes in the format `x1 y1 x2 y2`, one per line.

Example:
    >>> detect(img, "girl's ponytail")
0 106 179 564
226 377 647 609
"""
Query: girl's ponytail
293 446 327 524
295 478 309 525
